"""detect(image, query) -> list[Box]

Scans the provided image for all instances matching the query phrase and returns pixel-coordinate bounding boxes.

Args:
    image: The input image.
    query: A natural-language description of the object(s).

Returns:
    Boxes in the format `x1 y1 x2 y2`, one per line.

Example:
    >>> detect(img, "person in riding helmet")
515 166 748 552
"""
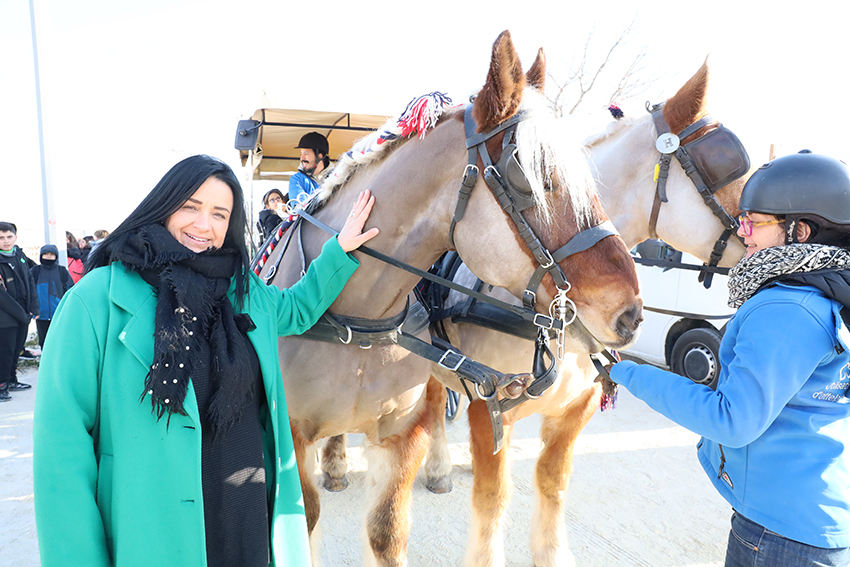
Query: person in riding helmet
609 150 850 566
288 132 331 206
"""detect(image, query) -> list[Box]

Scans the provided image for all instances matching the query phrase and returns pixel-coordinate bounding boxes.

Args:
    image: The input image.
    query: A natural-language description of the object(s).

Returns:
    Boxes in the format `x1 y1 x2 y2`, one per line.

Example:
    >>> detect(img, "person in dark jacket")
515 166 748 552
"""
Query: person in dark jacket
30 244 73 348
258 188 286 242
0 221 39 399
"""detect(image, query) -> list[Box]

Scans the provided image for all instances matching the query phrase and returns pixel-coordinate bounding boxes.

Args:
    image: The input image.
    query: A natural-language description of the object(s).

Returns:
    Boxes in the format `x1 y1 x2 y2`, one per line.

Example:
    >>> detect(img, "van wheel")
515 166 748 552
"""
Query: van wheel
670 328 722 389
446 388 466 421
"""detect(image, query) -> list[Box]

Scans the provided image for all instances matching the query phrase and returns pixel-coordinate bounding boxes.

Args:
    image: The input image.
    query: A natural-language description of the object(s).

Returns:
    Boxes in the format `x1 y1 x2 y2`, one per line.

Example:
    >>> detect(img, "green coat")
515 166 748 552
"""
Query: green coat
33 238 358 567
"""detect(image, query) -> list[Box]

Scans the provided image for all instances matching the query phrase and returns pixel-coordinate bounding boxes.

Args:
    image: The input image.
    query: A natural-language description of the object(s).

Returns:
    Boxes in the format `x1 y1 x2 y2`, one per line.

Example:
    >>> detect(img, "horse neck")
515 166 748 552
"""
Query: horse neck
315 120 466 319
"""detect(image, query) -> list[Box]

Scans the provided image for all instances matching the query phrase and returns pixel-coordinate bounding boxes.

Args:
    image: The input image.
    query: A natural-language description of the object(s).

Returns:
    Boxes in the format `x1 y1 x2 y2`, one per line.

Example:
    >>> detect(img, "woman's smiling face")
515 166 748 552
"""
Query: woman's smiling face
165 177 233 253
737 212 785 258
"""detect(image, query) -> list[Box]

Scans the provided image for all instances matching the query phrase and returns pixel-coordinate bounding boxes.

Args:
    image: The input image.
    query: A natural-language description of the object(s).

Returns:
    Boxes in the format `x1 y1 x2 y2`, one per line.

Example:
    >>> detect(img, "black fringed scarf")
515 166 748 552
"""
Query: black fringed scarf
113 223 255 435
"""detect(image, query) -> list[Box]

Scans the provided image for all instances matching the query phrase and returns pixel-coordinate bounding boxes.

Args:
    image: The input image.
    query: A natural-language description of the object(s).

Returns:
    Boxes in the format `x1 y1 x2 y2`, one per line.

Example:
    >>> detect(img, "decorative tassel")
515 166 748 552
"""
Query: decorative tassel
397 92 454 139
608 103 624 120
600 390 618 412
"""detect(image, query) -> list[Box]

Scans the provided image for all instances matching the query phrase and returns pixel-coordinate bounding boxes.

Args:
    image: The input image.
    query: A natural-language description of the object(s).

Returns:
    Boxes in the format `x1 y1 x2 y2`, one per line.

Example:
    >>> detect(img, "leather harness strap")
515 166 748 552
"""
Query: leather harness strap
647 103 744 288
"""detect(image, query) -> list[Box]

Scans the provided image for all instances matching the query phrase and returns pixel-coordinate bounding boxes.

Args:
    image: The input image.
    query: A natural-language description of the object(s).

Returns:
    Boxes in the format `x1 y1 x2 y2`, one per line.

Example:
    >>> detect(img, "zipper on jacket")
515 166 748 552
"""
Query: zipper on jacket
717 444 734 488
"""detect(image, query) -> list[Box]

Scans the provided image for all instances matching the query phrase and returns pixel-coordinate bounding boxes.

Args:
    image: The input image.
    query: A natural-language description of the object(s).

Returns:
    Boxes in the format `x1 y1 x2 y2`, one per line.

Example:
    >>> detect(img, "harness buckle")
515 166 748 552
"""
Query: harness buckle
533 313 555 329
539 248 556 270
462 163 479 185
438 349 467 372
523 289 536 307
339 326 353 345
475 380 498 401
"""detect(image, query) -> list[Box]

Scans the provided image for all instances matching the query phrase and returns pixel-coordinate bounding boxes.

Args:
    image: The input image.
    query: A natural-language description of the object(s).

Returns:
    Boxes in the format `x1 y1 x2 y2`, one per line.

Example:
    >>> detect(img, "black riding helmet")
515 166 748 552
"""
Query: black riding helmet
295 132 329 157
739 150 850 243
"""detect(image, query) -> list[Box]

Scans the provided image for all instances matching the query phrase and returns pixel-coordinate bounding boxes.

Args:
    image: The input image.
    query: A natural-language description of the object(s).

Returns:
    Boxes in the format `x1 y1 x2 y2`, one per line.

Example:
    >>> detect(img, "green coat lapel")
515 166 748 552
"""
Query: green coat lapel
108 262 201 426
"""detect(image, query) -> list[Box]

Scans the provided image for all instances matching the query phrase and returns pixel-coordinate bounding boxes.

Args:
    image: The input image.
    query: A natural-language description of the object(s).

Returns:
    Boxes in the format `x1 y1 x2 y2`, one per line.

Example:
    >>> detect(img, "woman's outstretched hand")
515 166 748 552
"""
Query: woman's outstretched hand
337 190 380 253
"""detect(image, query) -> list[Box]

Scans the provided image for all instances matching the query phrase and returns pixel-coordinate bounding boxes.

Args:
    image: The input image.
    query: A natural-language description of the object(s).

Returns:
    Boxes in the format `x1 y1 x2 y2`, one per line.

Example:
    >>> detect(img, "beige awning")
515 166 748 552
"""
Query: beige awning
236 108 392 181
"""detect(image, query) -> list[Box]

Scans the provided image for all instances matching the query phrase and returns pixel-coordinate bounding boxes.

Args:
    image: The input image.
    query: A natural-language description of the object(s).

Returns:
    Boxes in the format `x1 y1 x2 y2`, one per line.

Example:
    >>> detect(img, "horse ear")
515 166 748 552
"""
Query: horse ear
664 56 710 135
473 30 526 132
526 48 546 92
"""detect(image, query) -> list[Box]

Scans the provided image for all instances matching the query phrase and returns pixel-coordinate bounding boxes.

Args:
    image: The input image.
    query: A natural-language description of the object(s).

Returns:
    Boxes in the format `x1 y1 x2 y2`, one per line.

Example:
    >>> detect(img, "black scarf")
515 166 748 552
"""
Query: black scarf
113 223 255 434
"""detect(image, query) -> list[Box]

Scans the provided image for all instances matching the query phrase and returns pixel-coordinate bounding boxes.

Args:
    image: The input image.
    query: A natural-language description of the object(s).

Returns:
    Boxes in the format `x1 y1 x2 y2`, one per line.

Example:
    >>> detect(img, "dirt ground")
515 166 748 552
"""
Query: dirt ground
2 365 731 567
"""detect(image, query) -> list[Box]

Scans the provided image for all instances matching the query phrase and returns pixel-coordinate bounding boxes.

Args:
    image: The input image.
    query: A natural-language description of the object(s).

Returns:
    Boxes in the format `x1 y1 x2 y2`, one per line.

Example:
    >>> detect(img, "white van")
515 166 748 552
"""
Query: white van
625 240 737 388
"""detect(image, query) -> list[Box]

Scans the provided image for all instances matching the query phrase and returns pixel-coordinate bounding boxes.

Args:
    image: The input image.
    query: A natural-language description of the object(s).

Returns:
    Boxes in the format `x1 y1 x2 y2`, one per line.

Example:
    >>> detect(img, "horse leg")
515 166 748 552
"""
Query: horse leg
531 385 601 567
465 399 513 567
321 434 350 492
362 403 431 567
291 421 323 565
424 376 453 494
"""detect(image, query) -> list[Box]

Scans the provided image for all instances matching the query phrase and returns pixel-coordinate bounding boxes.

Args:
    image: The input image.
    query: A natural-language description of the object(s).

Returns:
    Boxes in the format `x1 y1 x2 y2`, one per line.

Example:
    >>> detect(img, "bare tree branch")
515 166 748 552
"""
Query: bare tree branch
546 17 658 117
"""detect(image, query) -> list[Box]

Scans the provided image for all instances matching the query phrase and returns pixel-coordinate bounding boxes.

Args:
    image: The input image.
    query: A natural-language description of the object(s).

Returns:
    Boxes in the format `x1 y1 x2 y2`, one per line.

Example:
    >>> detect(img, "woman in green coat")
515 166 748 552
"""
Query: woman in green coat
32 155 379 567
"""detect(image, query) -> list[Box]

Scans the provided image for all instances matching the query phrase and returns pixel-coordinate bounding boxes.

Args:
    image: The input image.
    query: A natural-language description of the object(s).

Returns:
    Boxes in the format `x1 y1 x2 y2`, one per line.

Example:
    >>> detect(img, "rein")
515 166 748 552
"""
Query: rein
253 105 622 453
646 102 749 288
291 208 560 454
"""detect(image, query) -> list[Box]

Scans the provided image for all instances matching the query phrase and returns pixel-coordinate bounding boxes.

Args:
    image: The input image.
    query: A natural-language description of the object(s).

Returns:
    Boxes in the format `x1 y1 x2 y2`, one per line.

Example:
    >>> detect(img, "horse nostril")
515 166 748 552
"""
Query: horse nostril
617 303 644 336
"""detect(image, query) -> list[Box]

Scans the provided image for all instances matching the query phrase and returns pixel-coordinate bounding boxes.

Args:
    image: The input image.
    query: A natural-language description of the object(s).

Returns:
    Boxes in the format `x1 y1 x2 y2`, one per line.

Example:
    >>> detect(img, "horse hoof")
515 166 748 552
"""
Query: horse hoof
322 472 349 492
426 476 453 494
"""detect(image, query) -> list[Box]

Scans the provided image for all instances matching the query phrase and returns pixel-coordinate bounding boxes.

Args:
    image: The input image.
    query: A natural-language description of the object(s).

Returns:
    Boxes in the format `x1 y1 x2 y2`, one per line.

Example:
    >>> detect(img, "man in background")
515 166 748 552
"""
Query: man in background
0 221 39 399
288 132 331 205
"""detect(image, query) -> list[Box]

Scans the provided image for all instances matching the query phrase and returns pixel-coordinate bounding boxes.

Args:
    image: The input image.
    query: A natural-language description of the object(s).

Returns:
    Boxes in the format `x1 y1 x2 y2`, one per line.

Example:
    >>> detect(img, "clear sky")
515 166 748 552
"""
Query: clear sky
2 0 849 249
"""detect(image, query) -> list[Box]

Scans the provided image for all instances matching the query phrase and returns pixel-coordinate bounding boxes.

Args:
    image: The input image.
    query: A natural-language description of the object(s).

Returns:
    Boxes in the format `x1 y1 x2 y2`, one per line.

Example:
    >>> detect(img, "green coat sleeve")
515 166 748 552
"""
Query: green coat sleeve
33 288 111 567
273 236 359 336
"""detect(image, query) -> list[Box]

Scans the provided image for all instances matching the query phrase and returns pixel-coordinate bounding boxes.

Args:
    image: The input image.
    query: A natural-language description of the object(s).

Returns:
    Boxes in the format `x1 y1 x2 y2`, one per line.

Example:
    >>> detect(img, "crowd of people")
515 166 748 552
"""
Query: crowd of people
0 223 109 402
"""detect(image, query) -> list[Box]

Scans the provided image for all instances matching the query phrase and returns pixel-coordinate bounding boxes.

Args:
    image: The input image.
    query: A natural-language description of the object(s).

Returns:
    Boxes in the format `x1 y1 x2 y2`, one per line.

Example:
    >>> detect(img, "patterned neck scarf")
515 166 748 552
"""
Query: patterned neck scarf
728 244 850 308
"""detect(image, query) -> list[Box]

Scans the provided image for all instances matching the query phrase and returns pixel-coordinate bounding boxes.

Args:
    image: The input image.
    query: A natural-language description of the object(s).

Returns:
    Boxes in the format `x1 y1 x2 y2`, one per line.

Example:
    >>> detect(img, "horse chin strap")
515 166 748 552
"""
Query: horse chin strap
647 102 745 289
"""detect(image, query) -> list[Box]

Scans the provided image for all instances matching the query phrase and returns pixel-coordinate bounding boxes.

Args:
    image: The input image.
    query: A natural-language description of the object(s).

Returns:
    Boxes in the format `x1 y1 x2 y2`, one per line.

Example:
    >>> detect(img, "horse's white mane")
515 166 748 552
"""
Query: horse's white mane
311 116 409 204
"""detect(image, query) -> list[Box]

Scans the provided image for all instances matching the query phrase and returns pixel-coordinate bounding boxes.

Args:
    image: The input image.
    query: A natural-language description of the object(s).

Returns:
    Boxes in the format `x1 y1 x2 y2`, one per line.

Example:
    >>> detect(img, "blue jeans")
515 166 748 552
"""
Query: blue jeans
725 512 850 567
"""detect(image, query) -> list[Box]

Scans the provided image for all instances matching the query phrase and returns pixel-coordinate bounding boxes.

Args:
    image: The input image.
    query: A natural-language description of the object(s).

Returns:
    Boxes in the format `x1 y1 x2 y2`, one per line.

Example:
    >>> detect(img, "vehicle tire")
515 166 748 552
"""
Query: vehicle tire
445 388 465 421
670 327 722 389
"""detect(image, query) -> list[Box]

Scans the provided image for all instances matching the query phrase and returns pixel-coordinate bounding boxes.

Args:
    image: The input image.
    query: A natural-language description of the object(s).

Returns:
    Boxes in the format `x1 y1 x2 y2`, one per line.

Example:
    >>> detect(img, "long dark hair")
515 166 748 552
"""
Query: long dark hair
87 155 252 306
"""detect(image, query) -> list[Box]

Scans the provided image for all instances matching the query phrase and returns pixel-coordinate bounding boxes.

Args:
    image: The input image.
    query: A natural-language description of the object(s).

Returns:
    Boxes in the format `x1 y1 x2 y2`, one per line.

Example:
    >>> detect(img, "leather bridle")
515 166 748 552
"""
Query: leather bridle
452 105 619 311
646 102 750 287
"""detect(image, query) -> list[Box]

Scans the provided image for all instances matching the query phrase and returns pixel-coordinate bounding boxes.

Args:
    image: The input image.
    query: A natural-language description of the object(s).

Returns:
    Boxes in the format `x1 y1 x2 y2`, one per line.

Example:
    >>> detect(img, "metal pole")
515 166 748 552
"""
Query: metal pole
29 0 64 265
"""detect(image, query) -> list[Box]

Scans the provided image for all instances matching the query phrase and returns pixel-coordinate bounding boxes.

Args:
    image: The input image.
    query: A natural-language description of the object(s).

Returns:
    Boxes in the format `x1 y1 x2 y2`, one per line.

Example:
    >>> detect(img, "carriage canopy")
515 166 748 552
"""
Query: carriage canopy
235 107 391 181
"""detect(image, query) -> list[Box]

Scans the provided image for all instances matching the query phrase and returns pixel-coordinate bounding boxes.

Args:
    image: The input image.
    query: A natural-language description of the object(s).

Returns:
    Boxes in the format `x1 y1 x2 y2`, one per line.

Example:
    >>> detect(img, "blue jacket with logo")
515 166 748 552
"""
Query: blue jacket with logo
612 281 850 548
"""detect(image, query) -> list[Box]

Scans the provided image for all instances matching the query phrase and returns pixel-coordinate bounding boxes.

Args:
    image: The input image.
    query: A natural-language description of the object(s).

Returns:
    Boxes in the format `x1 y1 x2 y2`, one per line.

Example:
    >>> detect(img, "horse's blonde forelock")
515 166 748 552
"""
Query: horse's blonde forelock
515 89 598 228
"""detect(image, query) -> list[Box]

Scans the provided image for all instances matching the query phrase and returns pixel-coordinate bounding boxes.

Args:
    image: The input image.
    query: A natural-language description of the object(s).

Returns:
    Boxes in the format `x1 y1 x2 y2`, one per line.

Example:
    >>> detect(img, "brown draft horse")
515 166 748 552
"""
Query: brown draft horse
322 60 752 567
259 31 642 566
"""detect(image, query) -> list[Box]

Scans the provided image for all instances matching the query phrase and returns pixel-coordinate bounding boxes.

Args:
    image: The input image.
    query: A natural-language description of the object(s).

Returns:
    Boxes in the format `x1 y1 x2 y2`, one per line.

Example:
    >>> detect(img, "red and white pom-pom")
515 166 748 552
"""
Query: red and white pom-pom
397 92 454 139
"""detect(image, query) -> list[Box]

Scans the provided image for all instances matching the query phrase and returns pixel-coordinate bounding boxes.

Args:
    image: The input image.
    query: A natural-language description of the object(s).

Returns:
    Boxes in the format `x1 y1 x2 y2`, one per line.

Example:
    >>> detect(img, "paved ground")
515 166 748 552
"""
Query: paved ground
2 366 39 567
2 363 731 566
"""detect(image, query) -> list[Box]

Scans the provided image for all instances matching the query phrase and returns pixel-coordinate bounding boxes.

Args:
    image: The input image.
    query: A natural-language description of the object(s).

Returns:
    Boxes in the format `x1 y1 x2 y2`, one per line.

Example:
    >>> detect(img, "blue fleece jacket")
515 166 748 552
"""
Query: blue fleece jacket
288 171 319 205
611 282 850 548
